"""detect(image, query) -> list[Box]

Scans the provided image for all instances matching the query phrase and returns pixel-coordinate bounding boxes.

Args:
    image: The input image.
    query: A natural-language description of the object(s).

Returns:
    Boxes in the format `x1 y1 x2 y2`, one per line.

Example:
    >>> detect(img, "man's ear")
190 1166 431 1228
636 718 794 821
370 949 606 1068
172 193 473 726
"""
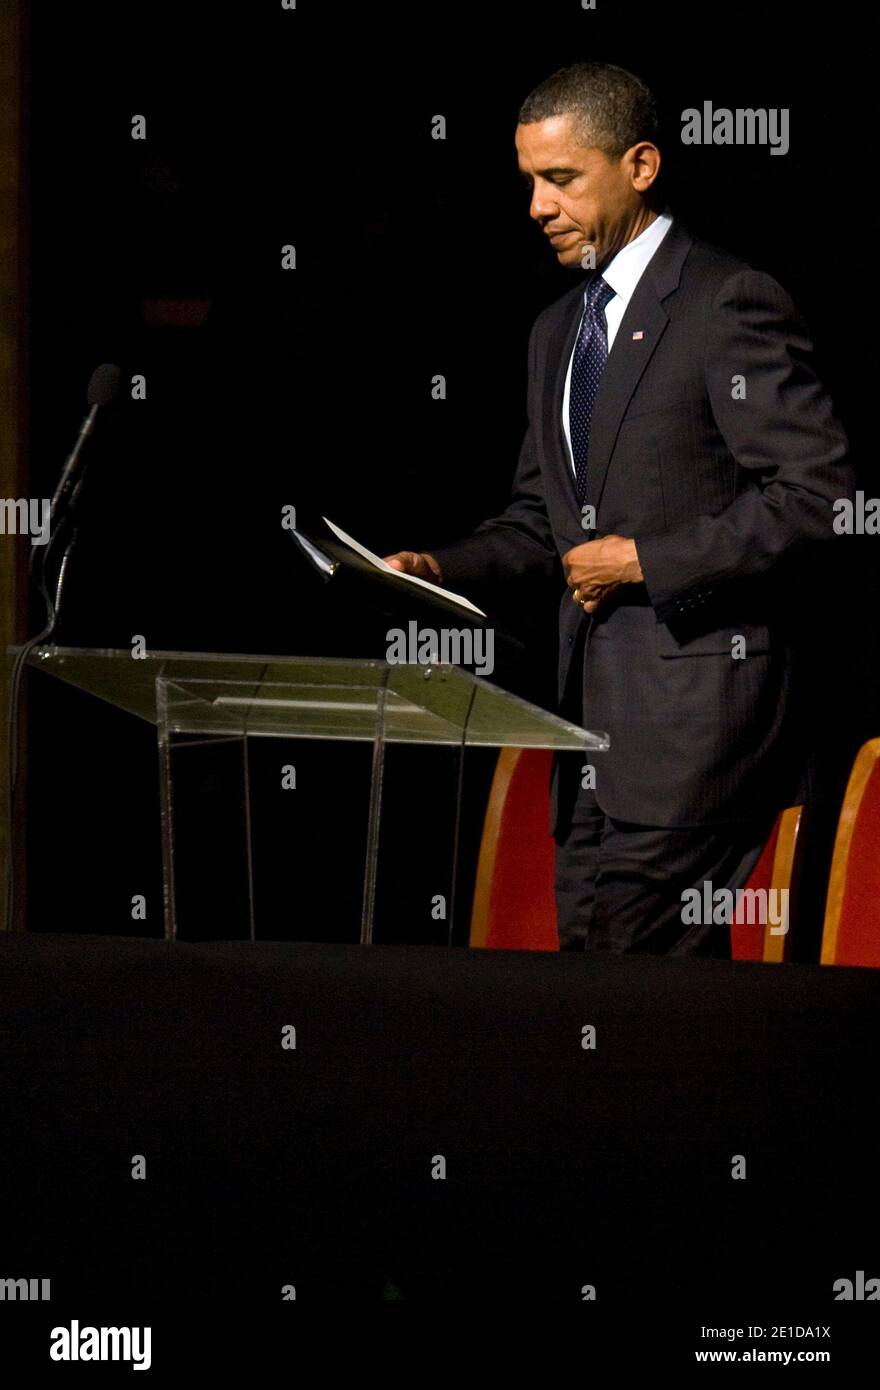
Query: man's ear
628 141 661 193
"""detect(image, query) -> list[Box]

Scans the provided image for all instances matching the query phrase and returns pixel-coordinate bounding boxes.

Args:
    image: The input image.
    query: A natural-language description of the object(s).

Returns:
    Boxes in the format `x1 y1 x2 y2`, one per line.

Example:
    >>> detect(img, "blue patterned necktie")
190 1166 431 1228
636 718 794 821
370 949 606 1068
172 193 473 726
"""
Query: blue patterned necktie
569 274 615 507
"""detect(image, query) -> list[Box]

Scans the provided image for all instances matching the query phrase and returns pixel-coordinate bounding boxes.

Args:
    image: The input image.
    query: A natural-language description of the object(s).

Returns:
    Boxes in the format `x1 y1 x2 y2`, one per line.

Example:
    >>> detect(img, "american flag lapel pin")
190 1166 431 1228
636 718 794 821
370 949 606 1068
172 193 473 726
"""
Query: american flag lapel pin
632 330 645 340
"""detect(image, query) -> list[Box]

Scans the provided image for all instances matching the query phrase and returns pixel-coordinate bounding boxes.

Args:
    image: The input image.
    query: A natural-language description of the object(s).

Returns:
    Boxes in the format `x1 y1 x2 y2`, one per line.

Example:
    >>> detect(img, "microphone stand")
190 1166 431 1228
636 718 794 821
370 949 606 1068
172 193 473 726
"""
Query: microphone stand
6 386 113 932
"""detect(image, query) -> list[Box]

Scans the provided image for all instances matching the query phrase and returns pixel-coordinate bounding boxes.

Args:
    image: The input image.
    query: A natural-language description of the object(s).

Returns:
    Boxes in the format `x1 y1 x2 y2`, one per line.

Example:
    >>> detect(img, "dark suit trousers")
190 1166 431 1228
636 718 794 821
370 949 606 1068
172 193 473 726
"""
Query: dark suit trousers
553 623 777 956
553 757 774 956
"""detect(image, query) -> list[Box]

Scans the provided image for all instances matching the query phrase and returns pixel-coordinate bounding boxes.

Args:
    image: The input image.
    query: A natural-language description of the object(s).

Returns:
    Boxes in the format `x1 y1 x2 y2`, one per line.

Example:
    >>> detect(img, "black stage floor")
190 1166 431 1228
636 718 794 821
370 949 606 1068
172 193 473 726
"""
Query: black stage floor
2 932 878 1363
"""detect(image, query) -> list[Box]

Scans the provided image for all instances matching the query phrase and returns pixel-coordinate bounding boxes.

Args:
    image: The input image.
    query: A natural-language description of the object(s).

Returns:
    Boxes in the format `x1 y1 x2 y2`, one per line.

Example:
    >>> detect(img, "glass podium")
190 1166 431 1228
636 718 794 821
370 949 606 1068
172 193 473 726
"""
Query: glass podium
19 646 609 944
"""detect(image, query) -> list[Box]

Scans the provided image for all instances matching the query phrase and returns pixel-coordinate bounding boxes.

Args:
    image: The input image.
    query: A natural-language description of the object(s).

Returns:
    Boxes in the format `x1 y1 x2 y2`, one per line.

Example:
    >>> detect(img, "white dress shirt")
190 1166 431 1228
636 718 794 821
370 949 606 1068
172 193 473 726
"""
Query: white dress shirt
562 210 674 474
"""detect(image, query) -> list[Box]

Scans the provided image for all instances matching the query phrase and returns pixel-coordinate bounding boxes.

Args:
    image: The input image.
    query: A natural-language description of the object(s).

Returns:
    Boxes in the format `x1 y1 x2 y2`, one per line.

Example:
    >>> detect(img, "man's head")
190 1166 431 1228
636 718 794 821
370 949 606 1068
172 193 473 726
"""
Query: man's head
516 62 662 270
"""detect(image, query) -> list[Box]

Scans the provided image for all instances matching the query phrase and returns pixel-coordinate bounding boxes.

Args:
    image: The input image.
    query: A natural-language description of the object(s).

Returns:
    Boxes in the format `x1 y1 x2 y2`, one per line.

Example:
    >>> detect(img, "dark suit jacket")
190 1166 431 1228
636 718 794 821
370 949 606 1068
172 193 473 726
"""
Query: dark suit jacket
429 219 854 831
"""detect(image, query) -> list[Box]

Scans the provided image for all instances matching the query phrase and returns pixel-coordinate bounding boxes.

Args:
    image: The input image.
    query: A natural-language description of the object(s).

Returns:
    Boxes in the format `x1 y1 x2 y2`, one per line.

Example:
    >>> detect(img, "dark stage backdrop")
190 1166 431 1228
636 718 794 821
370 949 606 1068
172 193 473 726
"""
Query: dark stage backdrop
21 0 879 938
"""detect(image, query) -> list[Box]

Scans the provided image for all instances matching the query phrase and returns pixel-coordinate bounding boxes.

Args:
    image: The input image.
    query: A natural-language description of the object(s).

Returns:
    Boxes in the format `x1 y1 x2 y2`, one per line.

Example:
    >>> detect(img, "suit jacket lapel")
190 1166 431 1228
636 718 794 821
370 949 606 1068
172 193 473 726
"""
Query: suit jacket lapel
586 291 671 517
542 287 587 521
544 220 694 525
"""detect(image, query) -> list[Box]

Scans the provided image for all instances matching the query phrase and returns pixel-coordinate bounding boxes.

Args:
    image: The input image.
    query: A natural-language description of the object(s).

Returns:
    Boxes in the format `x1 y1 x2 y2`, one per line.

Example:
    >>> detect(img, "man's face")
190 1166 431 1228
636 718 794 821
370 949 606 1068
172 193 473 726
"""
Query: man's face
515 114 652 270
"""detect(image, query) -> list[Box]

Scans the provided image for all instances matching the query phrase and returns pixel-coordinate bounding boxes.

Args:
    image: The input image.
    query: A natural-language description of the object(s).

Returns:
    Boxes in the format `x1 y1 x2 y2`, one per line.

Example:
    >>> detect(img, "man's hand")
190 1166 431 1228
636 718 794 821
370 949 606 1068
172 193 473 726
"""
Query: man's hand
383 551 444 584
562 535 643 614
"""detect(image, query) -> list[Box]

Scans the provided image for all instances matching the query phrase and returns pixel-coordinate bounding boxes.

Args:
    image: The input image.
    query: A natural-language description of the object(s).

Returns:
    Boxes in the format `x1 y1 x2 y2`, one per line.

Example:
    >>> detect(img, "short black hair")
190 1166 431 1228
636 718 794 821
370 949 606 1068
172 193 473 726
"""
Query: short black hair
518 62 660 160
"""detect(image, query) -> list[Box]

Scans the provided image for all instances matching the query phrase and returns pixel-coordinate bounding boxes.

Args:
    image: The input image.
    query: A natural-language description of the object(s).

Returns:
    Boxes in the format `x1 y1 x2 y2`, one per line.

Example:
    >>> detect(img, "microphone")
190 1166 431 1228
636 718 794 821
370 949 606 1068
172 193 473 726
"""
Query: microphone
49 362 122 525
31 361 122 619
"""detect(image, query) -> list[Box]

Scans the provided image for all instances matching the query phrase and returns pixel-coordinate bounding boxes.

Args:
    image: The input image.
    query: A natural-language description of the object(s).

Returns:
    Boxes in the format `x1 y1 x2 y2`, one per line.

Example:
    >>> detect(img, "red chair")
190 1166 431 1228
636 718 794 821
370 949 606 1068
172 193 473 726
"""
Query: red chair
821 738 880 967
731 806 803 962
469 749 557 951
470 748 802 958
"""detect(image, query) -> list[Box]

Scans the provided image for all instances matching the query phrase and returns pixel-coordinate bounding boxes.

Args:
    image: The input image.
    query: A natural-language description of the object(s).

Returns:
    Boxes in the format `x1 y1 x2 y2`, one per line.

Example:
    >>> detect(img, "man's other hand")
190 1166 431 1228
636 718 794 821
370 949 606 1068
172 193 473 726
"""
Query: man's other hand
562 535 642 614
383 551 444 583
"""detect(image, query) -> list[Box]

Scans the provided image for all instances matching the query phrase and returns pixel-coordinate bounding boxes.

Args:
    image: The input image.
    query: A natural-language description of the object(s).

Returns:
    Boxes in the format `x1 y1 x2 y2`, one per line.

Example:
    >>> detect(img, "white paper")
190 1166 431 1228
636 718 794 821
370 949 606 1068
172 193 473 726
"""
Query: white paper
321 517 487 618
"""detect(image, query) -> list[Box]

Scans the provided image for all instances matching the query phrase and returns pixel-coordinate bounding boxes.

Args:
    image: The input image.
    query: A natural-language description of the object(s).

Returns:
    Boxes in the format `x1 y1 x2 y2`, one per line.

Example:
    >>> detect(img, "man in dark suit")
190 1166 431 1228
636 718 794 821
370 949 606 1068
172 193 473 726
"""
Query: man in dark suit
386 62 853 956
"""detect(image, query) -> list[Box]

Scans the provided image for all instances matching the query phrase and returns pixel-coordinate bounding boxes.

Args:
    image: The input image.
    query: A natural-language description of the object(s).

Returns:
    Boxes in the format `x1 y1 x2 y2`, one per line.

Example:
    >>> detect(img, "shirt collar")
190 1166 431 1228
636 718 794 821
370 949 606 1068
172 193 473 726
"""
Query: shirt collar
597 210 674 306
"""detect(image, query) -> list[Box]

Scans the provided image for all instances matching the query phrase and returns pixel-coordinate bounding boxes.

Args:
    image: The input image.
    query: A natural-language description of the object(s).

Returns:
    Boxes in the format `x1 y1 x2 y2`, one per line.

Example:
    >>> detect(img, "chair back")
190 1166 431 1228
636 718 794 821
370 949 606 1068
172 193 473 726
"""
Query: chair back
732 807 803 962
821 739 880 967
469 749 557 951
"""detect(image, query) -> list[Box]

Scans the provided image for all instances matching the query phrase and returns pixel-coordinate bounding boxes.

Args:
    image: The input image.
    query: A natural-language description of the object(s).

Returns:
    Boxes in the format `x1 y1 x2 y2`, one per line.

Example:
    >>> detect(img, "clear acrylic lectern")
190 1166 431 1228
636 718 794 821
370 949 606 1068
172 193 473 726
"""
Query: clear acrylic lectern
20 647 609 944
